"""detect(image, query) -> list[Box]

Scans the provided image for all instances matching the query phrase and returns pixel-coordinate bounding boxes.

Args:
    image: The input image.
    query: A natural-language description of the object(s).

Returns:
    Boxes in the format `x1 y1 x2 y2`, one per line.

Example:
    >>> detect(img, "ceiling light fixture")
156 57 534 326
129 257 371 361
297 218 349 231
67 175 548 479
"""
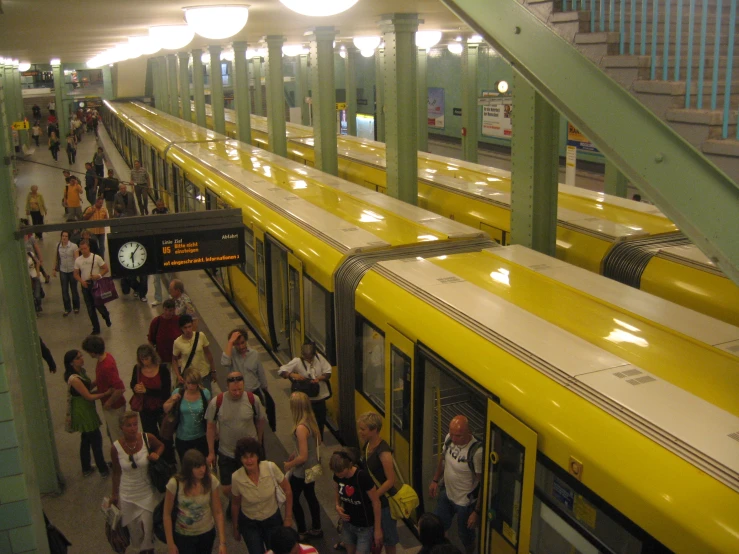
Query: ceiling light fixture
447 43 463 55
279 0 359 17
149 25 195 51
50 58 61 66
183 5 250 40
18 62 31 72
221 49 235 61
339 46 346 59
496 80 509 94
129 36 161 56
468 34 483 43
360 49 375 58
416 30 442 51
245 48 267 59
353 36 381 51
282 44 309 57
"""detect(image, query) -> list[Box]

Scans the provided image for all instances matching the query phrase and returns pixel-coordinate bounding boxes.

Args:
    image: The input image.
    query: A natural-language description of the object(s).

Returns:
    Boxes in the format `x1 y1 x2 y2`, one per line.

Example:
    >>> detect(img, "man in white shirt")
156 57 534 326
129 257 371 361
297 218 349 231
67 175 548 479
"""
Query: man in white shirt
73 239 111 334
428 415 483 554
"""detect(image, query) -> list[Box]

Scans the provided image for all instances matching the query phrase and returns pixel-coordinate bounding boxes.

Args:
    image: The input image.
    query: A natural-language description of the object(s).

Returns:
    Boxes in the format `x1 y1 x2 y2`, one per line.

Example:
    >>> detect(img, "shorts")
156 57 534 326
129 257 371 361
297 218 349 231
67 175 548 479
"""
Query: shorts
341 522 373 553
217 453 241 486
380 505 399 546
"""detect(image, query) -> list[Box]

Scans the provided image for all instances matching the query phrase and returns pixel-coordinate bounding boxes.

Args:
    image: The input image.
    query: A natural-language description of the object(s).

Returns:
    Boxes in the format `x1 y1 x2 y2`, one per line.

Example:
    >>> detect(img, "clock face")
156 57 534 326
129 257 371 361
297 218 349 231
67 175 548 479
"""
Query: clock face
118 241 147 270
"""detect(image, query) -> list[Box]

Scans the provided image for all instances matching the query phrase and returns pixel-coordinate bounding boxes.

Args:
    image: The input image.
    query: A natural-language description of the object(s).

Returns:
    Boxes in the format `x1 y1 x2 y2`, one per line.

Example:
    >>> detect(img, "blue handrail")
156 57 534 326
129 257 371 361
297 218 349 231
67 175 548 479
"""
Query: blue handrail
725 0 737 139
650 0 659 80
697 0 708 109
630 0 636 54
675 0 683 81
711 0 723 110
686 0 696 107
641 0 648 55
663 0 671 81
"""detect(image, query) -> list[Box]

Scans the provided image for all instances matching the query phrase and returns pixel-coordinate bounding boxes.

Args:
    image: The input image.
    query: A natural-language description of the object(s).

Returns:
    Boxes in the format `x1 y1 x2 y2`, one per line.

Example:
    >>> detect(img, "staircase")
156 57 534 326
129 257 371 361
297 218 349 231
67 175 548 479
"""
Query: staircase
542 0 738 180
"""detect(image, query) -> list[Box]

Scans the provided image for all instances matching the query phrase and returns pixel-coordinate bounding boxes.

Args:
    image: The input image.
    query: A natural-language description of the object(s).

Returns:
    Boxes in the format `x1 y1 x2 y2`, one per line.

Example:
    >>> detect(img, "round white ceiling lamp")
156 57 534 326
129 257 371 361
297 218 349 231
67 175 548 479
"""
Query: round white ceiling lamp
282 44 309 57
497 80 509 94
221 49 235 61
149 25 195 50
416 30 442 51
245 48 267 59
183 5 250 40
468 34 483 43
201 52 211 64
129 36 161 56
447 43 463 55
18 62 31 72
353 36 381 52
339 46 346 59
360 49 374 58
279 0 359 17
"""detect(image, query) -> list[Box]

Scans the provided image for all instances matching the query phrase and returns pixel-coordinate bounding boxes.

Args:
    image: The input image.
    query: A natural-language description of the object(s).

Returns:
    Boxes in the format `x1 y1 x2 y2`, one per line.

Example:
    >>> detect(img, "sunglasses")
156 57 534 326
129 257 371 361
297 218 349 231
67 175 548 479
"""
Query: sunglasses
227 375 244 383
129 454 137 469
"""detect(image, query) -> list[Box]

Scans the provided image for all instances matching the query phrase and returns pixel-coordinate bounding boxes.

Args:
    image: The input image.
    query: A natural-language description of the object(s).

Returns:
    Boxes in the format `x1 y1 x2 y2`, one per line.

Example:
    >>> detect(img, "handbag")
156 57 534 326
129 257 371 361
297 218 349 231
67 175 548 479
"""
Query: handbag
92 277 119 306
365 444 420 520
304 437 323 484
267 461 286 507
160 332 199 440
153 479 179 543
143 432 175 493
290 358 320 397
45 512 71 554
129 365 144 412
104 520 130 554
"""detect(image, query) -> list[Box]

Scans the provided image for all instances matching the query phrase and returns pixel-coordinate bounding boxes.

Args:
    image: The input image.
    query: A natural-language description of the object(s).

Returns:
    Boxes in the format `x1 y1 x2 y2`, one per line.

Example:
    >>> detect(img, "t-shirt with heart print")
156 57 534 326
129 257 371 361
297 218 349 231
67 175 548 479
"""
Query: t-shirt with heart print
333 468 376 528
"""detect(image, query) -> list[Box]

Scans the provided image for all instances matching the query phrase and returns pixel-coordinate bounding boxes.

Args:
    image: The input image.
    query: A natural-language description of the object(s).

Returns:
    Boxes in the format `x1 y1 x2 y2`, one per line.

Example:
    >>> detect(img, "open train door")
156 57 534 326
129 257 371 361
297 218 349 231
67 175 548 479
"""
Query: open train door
482 399 537 553
384 327 414 488
287 252 304 360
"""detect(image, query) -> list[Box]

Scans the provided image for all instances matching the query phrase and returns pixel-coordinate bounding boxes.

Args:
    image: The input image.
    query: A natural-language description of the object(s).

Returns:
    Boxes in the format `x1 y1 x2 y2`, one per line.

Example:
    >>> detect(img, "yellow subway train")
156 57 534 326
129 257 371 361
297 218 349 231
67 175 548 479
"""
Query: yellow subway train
191 102 739 327
103 101 739 554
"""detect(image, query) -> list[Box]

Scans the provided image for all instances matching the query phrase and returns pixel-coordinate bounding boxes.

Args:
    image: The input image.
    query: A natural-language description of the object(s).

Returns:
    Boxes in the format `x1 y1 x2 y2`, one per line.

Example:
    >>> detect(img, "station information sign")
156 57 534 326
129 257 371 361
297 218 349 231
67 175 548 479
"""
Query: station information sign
158 228 244 271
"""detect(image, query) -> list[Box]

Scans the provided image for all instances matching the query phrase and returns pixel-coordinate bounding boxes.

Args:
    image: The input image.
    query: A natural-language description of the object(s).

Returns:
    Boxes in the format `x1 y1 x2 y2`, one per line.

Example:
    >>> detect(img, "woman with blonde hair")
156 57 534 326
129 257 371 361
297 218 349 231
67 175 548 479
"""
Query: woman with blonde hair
283 392 322 541
163 368 210 461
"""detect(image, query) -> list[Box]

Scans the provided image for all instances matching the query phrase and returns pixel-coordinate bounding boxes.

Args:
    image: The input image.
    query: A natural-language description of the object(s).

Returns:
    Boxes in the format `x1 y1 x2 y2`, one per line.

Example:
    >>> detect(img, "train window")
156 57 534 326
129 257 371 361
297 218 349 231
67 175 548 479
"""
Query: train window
531 458 657 554
390 347 411 440
356 318 385 414
206 189 218 210
303 276 329 354
242 226 256 282
256 238 266 296
184 179 204 212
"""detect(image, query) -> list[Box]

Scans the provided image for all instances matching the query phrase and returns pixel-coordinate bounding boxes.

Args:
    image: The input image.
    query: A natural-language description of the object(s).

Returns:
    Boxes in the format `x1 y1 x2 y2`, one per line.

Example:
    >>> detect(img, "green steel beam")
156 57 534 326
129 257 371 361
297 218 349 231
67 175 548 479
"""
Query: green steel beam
232 42 252 144
102 65 114 100
252 58 264 117
208 45 226 135
345 46 358 136
265 36 287 157
375 49 386 142
0 80 62 500
441 0 739 284
604 159 629 198
461 43 479 163
157 55 170 114
309 27 339 175
298 54 310 126
178 52 192 122
191 49 207 128
380 13 419 205
417 48 429 152
167 54 179 118
51 63 69 139
510 70 559 255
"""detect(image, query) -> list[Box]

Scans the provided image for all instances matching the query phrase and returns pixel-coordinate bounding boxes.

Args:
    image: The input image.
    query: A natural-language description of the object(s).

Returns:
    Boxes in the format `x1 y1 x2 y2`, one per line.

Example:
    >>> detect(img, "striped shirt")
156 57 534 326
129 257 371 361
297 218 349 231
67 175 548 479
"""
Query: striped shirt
83 205 109 234
57 241 78 273
130 167 149 186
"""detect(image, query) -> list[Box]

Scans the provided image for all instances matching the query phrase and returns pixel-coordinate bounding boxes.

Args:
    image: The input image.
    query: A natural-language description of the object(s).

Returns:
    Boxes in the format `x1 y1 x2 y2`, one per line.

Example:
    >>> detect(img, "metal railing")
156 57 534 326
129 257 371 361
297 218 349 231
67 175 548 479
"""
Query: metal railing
561 0 738 138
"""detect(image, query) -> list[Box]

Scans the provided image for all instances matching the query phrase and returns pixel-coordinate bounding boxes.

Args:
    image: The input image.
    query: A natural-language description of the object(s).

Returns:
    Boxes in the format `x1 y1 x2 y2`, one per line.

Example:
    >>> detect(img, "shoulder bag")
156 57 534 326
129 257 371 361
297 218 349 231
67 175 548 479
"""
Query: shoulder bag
267 461 286 507
303 434 323 484
143 432 175 493
153 479 179 543
129 365 144 412
90 255 119 307
290 359 320 397
365 444 419 521
159 387 183 442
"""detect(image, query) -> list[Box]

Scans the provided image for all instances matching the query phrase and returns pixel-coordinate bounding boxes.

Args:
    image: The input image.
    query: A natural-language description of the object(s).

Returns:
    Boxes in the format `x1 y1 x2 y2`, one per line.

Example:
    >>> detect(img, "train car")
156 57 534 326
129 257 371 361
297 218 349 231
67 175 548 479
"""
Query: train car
103 101 739 554
196 102 739 326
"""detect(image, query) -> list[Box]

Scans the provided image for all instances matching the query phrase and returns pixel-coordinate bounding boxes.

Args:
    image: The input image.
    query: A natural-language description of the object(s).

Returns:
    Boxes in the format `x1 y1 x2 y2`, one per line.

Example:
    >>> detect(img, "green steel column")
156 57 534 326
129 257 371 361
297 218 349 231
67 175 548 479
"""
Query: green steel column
252 57 264 116
167 54 179 118
417 47 428 152
345 45 358 136
0 76 62 500
298 54 310 126
461 43 479 162
232 41 252 144
309 27 338 175
152 58 162 110
510 70 559 255
191 49 207 127
51 62 69 139
208 45 226 135
157 55 170 114
265 36 287 157
4 63 17 132
102 65 114 100
375 49 386 142
14 65 29 148
178 52 192 122
604 159 629 198
380 13 419 204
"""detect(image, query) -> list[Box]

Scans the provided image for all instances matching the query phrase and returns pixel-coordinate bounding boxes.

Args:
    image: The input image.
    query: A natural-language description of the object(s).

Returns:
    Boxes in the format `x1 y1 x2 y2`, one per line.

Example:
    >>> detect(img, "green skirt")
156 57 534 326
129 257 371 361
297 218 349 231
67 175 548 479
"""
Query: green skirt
70 395 101 433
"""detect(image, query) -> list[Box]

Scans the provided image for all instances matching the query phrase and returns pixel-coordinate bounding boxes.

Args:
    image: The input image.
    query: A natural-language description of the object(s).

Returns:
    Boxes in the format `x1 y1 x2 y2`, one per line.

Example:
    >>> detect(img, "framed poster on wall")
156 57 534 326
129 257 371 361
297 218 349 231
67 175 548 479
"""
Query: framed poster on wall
428 87 445 129
481 91 512 138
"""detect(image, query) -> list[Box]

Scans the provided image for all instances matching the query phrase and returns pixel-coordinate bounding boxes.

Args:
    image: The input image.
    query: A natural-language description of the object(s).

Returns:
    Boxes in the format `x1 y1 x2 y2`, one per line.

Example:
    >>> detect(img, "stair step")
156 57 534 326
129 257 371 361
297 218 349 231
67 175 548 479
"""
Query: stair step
634 79 739 95
575 31 621 43
703 138 739 157
602 54 739 71
666 107 738 125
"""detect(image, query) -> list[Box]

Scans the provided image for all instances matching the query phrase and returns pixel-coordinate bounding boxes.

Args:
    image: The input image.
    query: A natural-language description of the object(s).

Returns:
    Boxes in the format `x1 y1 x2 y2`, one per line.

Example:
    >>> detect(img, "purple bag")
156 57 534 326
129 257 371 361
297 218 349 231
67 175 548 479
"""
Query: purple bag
92 277 119 306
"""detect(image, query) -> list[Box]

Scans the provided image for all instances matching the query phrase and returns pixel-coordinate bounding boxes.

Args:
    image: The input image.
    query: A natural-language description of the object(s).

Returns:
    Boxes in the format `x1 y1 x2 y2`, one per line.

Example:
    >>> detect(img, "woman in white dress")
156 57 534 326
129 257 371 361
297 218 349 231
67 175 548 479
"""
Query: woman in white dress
110 411 164 554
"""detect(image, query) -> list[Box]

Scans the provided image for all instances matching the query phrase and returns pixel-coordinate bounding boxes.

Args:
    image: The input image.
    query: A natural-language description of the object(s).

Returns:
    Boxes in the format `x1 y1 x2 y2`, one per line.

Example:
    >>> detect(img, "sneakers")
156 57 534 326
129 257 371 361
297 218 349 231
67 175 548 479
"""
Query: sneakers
100 470 110 479
63 311 71 317
133 292 138 298
140 296 148 302
150 300 160 307
83 468 95 477
104 316 112 327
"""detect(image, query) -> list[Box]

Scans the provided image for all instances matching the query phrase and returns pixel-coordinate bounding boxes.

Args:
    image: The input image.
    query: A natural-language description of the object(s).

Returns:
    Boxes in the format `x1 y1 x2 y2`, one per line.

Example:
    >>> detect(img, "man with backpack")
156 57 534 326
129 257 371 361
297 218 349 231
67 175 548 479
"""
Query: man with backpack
428 415 483 554
205 370 265 498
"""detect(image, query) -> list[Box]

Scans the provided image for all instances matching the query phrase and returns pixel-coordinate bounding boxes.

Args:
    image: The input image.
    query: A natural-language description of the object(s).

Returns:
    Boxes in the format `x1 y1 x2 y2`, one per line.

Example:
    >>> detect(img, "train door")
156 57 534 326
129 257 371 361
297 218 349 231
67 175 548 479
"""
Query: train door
265 236 292 362
287 253 304 359
386 328 414 486
481 399 537 554
254 229 269 331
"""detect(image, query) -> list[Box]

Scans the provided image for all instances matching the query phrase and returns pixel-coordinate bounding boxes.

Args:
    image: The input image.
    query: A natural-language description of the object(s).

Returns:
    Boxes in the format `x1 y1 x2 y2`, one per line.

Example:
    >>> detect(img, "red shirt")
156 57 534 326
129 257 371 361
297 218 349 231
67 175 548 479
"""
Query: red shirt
148 315 182 363
95 353 126 409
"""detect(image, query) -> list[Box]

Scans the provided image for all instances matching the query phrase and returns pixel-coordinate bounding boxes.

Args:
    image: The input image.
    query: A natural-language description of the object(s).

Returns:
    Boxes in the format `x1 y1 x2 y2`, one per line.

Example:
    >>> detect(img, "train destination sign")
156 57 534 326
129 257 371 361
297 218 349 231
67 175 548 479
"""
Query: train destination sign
159 228 244 271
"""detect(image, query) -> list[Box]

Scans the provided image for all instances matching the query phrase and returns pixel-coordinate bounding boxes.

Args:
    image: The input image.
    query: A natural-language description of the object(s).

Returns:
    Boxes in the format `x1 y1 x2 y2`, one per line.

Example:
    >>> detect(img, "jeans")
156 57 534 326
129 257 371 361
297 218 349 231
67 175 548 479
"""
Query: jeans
86 186 96 205
153 273 163 303
341 522 374 553
237 510 282 554
59 271 80 313
67 148 76 165
80 428 108 473
94 163 104 178
217 454 241 487
33 135 40 146
81 282 110 333
175 435 208 463
134 185 149 214
122 275 148 298
31 277 42 312
253 388 277 432
435 487 477 553
174 528 216 554
312 399 327 439
289 474 321 533
95 233 106 260
29 210 44 238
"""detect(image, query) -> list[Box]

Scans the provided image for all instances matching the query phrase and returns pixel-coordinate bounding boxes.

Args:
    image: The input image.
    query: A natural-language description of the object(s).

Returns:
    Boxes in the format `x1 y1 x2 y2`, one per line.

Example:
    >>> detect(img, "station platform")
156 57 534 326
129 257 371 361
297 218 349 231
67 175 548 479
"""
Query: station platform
18 126 423 553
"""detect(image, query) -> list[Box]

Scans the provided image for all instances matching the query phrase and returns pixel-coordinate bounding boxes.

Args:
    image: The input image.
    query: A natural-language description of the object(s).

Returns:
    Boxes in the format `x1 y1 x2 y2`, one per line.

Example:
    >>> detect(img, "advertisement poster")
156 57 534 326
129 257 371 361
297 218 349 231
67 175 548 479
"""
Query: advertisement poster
567 123 599 153
481 92 512 138
428 87 445 129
